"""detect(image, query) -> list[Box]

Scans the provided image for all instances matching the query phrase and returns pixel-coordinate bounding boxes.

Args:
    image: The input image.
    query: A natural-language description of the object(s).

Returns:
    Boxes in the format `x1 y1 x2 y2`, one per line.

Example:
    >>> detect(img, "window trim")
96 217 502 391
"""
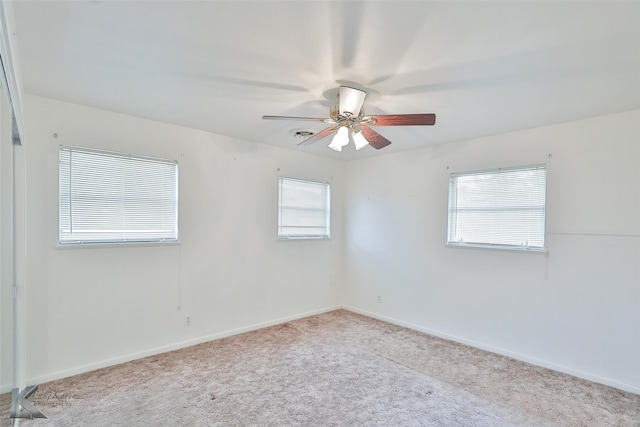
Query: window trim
277 177 331 240
446 164 547 253
58 145 179 246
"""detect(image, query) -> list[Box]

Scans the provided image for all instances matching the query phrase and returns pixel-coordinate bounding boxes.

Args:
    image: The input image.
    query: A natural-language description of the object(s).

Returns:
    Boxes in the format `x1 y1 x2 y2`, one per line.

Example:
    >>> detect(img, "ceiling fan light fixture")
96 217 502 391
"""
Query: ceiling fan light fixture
352 129 369 150
262 84 436 152
338 86 366 117
328 126 350 151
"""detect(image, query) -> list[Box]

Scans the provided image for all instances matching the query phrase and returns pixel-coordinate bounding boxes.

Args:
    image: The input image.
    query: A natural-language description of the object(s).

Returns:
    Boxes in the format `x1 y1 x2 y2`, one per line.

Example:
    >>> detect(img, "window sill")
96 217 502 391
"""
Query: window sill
277 236 330 241
57 240 180 249
446 242 547 254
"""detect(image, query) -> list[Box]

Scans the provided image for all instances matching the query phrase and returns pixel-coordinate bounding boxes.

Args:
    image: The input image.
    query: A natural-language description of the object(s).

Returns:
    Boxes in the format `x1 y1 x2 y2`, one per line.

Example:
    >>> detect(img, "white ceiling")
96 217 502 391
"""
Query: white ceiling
11 1 640 160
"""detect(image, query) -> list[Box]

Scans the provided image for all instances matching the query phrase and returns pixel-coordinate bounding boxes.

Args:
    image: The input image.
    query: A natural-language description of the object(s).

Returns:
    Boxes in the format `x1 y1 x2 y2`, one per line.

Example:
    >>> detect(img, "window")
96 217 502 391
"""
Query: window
59 146 178 245
278 177 330 239
447 165 546 251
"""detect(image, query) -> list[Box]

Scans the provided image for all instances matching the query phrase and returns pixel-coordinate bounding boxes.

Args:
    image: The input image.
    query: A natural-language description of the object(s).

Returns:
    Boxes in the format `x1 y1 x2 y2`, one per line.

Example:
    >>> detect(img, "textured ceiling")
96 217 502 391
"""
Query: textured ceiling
11 1 640 159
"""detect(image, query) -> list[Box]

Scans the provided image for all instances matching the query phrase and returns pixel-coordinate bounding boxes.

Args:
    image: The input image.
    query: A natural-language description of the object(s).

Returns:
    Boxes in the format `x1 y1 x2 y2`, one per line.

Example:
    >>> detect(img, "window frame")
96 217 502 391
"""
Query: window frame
277 177 331 240
58 145 179 246
446 164 547 253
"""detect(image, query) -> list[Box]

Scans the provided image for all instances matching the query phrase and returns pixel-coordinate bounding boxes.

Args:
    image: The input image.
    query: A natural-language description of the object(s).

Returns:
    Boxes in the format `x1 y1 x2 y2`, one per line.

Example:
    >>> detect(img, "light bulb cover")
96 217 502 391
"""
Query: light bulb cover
339 86 366 117
352 130 369 150
328 126 350 151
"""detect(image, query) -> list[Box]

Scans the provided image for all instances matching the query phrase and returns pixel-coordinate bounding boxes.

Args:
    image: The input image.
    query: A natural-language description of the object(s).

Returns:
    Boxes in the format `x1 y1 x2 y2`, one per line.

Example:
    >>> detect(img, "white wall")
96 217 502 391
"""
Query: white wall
20 95 345 387
344 110 640 393
0 76 15 392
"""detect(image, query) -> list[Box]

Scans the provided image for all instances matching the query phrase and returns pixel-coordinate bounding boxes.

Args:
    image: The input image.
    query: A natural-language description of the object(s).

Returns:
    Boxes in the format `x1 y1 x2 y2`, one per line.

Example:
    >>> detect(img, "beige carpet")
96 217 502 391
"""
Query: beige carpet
1 310 638 426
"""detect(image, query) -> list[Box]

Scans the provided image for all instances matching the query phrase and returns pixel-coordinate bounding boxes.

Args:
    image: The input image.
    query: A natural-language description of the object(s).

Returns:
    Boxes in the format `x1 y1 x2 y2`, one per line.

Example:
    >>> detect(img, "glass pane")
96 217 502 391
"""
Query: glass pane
59 147 178 244
278 177 330 238
448 166 546 249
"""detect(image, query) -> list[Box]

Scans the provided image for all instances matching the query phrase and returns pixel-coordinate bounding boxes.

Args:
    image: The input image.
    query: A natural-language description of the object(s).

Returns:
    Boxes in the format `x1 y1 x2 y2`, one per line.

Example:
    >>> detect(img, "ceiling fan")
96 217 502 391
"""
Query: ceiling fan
262 85 436 151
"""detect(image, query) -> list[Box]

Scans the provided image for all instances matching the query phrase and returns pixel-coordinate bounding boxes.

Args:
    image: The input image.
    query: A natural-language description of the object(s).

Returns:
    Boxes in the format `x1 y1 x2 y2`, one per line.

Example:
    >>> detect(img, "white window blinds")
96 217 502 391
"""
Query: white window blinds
59 146 178 245
278 177 330 239
447 165 546 251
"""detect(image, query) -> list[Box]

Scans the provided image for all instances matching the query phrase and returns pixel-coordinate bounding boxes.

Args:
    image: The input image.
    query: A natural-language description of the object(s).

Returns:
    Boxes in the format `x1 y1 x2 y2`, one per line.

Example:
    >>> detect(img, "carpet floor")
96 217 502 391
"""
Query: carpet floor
1 309 638 426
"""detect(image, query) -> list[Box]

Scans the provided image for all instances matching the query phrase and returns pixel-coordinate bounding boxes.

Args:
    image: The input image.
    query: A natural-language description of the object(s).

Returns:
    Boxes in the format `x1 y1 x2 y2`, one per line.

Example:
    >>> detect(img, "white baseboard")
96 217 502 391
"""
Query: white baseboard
0 305 340 394
342 305 640 395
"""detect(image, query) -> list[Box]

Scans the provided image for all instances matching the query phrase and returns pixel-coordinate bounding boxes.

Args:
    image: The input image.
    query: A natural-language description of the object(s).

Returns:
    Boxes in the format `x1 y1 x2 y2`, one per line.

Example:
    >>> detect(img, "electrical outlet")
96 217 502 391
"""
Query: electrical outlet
377 295 382 303
184 315 192 326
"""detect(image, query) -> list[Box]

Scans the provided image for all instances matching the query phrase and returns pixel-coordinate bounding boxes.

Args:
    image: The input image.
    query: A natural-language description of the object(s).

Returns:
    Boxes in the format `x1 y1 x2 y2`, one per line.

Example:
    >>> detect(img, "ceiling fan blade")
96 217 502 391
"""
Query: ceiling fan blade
368 114 436 126
339 86 367 117
361 126 392 150
262 115 329 122
297 126 339 146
